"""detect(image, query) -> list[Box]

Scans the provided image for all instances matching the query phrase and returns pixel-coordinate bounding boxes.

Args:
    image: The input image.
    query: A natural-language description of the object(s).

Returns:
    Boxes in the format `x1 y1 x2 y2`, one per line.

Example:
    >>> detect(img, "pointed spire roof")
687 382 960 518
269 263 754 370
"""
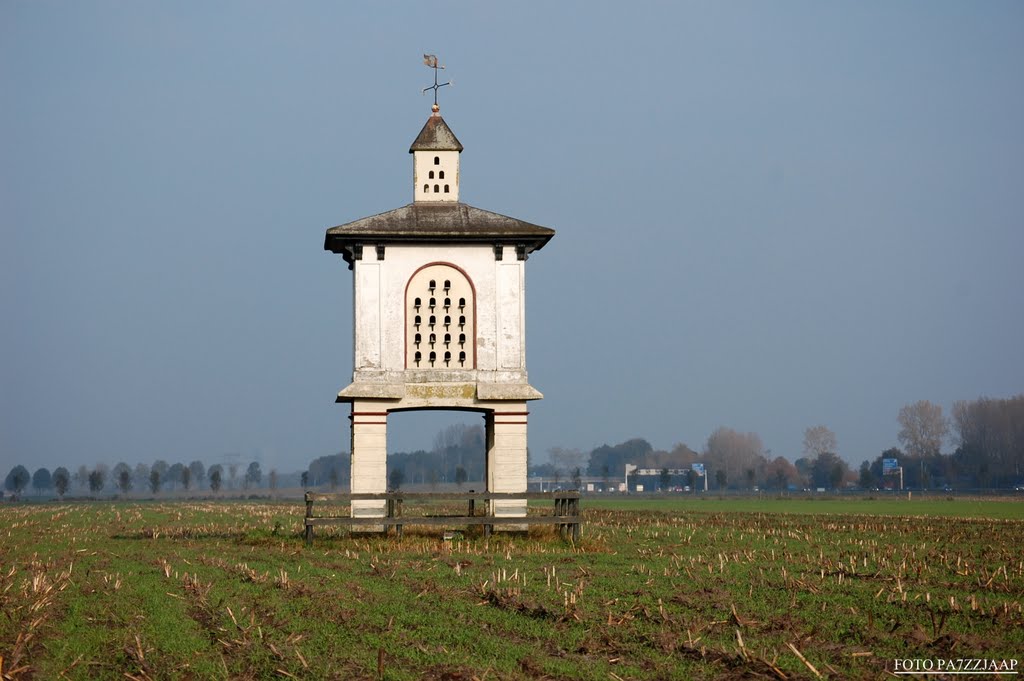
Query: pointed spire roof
409 105 463 153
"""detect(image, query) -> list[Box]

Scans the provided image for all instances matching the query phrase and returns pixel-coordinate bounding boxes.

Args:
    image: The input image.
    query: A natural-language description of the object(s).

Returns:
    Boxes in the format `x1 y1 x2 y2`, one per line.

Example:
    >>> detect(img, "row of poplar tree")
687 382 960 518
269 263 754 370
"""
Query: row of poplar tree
3 460 267 498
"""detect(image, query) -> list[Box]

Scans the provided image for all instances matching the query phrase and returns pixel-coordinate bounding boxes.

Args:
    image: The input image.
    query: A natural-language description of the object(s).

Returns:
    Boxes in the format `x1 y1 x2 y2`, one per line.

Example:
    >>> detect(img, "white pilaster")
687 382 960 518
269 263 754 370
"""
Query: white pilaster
350 402 387 530
487 404 528 528
354 262 382 369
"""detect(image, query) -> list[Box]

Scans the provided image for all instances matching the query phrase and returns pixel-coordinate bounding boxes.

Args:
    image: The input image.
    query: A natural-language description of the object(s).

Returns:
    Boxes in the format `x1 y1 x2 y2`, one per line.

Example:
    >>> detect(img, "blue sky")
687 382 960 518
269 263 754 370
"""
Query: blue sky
2 2 1022 475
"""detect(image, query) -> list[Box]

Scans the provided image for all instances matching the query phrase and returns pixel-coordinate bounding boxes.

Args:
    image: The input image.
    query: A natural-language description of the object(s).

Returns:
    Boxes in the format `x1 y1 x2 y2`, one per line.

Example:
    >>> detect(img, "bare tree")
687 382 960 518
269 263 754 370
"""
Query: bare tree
134 463 150 490
189 461 205 490
74 465 89 490
704 427 764 489
803 425 838 458
898 400 948 458
952 395 1024 486
548 447 586 479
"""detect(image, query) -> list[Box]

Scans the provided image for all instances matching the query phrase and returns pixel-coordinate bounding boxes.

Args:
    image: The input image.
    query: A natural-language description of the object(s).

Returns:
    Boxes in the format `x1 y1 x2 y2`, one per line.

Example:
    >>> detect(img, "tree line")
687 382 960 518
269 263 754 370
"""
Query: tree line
531 395 1023 492
3 459 275 499
6 394 1020 499
300 395 1020 494
303 423 486 492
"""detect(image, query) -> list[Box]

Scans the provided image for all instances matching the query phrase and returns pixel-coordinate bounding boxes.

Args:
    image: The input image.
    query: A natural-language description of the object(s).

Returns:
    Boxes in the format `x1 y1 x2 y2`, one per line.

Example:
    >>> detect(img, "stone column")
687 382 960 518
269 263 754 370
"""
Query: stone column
487 404 528 529
350 401 388 531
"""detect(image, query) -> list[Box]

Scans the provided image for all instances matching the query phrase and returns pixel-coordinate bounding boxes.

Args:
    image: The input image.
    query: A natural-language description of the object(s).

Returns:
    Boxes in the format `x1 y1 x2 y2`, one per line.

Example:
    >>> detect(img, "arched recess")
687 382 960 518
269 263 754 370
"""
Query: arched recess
405 263 475 369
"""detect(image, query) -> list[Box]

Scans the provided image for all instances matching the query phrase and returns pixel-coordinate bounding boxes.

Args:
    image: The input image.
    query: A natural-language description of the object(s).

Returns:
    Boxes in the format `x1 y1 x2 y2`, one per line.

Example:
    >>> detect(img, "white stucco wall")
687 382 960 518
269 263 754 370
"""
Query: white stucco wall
413 150 460 202
351 244 526 381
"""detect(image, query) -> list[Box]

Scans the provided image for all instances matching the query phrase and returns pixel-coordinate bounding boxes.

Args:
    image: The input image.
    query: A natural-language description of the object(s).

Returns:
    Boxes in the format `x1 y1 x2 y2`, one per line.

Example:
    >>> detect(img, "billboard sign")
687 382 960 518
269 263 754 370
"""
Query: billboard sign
882 458 900 475
691 463 705 476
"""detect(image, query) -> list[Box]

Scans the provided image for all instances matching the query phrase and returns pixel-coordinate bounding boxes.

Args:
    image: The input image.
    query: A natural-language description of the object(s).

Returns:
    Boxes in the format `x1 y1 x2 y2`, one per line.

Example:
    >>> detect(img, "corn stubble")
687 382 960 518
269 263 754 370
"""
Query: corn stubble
0 499 1021 679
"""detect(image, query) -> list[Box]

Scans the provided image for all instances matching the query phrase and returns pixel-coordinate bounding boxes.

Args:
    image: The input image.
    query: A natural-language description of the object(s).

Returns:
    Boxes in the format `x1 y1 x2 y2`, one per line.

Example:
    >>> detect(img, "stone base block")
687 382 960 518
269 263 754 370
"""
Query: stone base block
490 498 527 533
351 500 387 534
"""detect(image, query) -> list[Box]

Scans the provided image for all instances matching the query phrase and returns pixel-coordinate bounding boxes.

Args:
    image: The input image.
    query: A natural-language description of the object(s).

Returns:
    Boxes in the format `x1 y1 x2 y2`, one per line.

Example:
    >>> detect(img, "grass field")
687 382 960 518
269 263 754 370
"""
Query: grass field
1 496 1022 679
586 494 1024 520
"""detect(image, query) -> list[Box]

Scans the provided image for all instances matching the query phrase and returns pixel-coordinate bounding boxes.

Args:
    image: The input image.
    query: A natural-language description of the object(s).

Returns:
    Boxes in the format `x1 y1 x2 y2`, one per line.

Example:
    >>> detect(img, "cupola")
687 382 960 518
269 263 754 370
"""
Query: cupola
410 103 463 203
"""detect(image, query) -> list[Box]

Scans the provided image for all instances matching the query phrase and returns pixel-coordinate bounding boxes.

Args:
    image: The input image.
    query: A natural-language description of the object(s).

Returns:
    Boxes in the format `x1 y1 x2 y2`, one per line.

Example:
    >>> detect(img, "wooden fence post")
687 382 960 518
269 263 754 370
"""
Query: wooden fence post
304 493 314 546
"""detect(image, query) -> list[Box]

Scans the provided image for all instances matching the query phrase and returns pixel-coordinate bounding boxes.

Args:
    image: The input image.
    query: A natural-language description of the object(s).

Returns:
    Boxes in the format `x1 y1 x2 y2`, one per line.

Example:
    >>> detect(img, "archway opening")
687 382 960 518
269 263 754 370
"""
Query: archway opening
386 409 488 491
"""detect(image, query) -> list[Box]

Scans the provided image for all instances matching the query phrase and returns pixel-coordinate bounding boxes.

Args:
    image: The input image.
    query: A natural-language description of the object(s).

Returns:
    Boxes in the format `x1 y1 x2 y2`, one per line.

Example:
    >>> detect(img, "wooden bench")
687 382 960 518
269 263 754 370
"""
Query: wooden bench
303 491 581 544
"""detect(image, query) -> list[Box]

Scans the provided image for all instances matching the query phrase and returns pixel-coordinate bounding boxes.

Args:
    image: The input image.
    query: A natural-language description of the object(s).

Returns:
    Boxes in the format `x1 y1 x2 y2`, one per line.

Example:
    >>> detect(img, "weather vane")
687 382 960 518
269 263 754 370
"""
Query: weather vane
422 54 451 108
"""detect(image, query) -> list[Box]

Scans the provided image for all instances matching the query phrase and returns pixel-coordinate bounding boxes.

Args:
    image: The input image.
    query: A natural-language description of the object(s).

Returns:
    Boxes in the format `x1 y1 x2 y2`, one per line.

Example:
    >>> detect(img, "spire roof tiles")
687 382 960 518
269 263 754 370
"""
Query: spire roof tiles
409 113 464 153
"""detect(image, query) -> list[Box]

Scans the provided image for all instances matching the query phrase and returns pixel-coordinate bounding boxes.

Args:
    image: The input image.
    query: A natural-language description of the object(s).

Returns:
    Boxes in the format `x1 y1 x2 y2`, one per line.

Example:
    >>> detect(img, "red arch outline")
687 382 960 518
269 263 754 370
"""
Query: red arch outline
404 262 477 370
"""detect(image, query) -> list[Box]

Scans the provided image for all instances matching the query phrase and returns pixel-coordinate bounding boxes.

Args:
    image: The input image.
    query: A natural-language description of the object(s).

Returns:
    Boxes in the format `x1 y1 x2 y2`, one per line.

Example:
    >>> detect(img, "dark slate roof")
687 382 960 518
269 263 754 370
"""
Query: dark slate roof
409 114 464 153
324 202 555 261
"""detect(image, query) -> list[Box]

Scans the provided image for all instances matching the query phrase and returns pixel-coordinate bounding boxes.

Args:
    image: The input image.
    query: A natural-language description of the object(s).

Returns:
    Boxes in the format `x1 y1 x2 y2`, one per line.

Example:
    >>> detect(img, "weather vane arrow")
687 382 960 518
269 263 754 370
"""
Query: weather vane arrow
422 54 452 107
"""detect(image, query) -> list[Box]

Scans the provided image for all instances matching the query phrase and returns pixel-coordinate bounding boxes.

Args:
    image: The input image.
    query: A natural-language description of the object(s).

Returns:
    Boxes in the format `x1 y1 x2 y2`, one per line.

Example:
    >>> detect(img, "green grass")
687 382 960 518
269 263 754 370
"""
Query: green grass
1 498 1022 679
585 493 1024 519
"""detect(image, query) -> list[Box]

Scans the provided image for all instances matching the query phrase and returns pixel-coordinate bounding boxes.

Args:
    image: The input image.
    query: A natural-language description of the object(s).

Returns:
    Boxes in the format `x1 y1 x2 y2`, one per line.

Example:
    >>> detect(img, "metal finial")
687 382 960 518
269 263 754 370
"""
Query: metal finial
422 54 451 109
